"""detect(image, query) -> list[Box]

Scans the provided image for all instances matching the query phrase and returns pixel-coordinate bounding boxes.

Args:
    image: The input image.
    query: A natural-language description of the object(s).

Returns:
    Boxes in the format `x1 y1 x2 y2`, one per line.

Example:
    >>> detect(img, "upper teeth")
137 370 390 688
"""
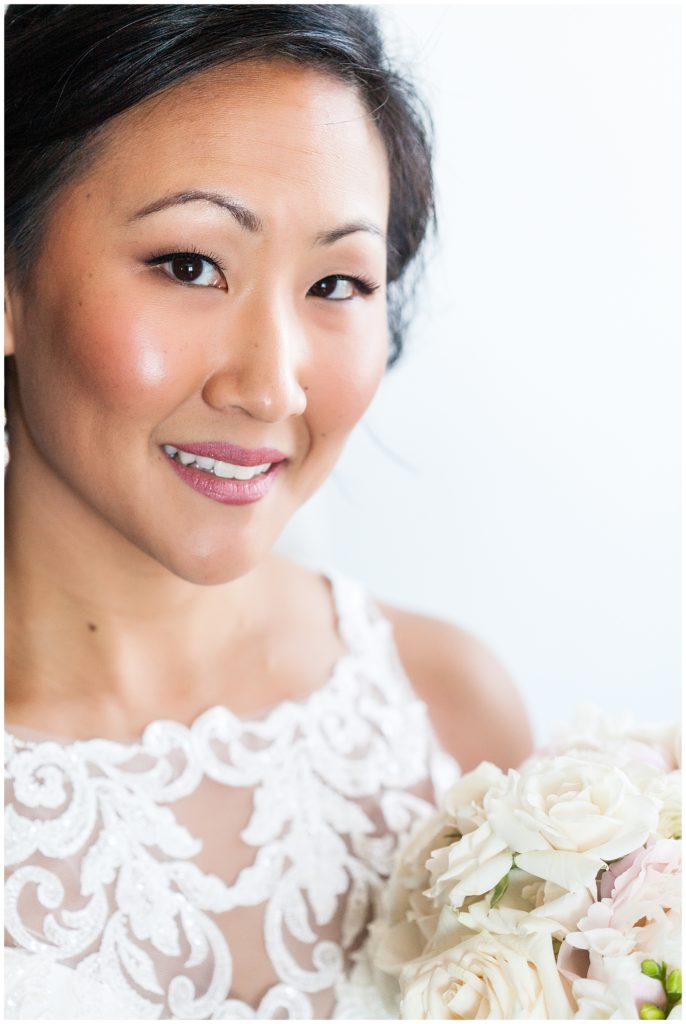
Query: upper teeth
163 445 271 480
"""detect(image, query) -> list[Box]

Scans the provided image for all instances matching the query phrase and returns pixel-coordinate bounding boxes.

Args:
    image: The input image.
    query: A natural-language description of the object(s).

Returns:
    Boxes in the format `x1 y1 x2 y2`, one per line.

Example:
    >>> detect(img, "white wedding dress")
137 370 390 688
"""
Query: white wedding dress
4 569 458 1020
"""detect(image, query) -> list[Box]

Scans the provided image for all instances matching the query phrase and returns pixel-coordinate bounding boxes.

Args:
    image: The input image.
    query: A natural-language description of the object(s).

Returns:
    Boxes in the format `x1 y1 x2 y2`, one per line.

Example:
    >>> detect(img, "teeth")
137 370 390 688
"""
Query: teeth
215 460 271 480
163 444 272 481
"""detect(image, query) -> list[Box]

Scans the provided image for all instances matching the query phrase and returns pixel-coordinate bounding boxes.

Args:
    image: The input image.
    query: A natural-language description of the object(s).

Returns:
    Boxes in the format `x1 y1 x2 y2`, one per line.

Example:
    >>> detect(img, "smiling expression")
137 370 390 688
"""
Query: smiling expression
5 62 390 584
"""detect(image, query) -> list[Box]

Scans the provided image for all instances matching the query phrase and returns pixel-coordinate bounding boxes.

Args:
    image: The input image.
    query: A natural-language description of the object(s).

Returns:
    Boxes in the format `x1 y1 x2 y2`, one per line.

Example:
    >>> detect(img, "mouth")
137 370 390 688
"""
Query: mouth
161 443 287 506
163 444 274 480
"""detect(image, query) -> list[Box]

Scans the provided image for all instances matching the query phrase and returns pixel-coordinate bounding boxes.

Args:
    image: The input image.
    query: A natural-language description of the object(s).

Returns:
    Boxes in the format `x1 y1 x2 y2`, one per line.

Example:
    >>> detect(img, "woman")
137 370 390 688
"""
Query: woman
4 5 533 1018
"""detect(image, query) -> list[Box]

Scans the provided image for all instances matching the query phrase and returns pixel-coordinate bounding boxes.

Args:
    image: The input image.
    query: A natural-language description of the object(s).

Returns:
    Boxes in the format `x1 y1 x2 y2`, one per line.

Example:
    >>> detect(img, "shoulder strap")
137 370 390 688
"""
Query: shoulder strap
323 567 418 701
322 565 463 787
323 566 384 656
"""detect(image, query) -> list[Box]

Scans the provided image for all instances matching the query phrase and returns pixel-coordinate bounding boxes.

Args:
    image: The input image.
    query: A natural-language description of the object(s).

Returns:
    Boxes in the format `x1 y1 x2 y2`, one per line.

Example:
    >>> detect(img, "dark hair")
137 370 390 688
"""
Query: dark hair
4 4 435 367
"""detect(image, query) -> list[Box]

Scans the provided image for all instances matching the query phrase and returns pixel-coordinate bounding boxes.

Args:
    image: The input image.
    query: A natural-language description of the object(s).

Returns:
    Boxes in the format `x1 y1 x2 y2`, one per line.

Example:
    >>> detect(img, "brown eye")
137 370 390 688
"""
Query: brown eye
308 274 378 301
309 276 356 300
171 255 205 282
146 251 227 289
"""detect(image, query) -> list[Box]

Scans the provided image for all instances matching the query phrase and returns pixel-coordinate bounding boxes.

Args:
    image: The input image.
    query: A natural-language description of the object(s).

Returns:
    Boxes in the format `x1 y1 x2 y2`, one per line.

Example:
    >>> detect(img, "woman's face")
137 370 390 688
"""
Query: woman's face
5 62 390 584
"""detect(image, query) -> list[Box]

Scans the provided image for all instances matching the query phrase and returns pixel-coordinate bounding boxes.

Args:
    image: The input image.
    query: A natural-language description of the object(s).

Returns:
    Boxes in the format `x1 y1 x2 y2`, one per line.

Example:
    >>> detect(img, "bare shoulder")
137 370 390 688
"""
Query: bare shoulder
377 602 534 772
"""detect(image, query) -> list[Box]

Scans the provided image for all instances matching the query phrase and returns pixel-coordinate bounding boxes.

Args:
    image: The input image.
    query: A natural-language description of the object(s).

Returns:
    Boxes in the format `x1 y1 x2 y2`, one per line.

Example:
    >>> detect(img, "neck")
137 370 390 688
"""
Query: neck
4 440 280 729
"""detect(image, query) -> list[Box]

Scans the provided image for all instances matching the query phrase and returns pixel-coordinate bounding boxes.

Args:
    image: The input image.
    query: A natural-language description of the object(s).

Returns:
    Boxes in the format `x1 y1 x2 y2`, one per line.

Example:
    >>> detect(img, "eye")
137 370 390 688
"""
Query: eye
145 250 227 290
309 274 379 301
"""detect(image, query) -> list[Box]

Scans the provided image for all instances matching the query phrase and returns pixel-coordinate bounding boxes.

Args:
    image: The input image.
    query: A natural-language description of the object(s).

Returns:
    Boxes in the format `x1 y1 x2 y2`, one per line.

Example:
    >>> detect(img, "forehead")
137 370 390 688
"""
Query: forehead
82 61 390 226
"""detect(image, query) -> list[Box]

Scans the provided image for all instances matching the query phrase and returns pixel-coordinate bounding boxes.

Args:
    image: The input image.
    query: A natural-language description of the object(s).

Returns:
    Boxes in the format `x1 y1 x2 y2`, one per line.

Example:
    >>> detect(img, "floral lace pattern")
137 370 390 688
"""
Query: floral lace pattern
5 571 458 1019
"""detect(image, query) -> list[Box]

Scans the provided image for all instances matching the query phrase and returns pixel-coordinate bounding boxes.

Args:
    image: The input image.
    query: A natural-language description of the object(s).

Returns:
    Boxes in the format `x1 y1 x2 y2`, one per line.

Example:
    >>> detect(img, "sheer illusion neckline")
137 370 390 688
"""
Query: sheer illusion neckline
4 566 356 749
5 568 450 1021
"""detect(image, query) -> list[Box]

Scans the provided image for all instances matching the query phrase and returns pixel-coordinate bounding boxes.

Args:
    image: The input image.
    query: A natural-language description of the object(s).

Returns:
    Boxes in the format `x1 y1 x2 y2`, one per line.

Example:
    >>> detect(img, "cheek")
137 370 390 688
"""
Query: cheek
30 288 197 422
308 315 388 441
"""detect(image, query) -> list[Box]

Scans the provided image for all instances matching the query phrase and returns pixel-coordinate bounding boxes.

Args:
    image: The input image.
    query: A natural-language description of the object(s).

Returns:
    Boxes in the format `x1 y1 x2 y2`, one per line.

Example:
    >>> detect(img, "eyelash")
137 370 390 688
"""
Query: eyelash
144 247 380 298
145 245 227 278
331 274 380 297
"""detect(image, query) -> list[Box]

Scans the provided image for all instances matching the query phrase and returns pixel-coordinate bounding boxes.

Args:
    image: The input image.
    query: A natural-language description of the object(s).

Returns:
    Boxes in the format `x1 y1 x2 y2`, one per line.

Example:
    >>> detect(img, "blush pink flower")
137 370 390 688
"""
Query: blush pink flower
559 837 681 1015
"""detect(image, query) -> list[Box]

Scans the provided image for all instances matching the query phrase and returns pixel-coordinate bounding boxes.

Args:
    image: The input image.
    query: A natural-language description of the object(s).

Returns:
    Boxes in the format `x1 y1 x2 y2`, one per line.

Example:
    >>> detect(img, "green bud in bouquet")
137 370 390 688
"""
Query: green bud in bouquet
639 1004 666 1020
665 968 681 1001
642 960 664 980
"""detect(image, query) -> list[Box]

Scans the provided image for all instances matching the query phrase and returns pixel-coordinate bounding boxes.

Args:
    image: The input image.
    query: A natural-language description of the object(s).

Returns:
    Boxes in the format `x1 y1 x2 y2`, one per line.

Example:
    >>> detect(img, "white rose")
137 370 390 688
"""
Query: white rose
626 720 681 771
570 977 638 1019
424 763 510 911
518 876 595 937
654 770 682 840
486 756 659 892
442 761 507 835
426 821 512 911
455 870 593 941
371 765 511 976
546 707 681 772
399 931 574 1019
371 811 457 973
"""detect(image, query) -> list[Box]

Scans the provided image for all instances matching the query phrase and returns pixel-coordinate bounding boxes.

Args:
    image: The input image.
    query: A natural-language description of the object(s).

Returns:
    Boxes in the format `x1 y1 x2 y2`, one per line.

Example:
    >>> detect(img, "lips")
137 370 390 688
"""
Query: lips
160 441 287 506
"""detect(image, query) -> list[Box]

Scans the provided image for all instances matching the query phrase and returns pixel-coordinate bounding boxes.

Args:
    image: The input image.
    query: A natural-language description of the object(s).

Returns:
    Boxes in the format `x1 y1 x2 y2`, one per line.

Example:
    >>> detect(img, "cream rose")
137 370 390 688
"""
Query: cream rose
425 821 512 911
425 763 510 911
545 707 681 773
569 977 639 1019
485 756 660 892
371 810 458 974
399 931 574 1019
369 768 511 978
441 762 507 836
455 871 594 941
655 770 682 840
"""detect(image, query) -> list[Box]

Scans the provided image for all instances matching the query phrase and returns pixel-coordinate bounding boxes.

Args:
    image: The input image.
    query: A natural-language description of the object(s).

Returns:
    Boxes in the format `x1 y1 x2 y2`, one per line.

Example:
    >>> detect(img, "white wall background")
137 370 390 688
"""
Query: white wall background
276 3 682 744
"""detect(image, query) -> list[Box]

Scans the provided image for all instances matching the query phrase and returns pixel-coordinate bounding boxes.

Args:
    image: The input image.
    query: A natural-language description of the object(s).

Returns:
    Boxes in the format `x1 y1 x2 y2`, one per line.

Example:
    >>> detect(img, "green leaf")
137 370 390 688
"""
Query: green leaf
639 1004 667 1020
552 939 562 960
490 870 510 908
642 960 663 980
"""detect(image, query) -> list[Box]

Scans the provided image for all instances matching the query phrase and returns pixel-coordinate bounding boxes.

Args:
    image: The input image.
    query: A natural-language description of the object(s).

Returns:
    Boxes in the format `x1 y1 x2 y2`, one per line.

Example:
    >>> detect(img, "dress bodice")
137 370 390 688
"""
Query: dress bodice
4 570 458 1020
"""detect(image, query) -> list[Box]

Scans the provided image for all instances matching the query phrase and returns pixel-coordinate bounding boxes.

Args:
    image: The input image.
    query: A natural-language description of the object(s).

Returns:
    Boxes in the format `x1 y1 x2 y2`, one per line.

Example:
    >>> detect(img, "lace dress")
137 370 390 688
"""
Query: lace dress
4 569 458 1020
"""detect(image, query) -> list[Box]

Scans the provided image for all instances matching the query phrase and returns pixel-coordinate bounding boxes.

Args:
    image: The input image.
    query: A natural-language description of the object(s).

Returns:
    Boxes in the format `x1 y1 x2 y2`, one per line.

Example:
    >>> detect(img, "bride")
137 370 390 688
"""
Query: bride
4 5 533 1018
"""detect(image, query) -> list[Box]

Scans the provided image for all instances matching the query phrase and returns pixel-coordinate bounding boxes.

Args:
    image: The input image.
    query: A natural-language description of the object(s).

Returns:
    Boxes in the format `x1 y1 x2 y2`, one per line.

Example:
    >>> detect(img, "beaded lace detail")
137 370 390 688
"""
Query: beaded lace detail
5 570 457 1020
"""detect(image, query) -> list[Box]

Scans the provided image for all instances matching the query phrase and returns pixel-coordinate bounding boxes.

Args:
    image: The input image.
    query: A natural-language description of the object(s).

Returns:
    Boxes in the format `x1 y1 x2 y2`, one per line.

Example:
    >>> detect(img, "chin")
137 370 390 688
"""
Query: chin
145 530 272 587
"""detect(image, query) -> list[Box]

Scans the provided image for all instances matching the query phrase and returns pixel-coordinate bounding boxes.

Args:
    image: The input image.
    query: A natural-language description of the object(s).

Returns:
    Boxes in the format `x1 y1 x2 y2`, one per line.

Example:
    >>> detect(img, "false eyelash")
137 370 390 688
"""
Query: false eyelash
350 275 381 295
327 274 381 296
144 244 227 273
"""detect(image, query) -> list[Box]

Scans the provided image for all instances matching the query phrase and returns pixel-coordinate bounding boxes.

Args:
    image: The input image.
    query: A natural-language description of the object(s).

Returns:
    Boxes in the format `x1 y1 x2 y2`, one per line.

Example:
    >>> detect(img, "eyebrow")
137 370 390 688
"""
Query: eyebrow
128 189 386 245
129 190 262 232
314 220 386 246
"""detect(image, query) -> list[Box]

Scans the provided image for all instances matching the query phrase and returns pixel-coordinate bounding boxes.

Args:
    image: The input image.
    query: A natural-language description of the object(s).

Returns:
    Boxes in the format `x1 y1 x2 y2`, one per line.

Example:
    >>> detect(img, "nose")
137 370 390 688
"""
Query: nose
201 295 308 422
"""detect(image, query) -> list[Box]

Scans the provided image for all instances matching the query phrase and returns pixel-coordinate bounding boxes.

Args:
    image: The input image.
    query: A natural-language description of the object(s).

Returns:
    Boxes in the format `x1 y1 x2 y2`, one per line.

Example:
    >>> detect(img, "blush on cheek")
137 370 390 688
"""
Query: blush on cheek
62 299 194 415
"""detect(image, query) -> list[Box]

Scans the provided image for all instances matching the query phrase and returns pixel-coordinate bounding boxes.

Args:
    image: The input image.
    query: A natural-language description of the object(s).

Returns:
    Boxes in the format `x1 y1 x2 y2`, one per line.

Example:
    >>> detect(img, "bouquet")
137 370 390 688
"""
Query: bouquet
341 709 681 1020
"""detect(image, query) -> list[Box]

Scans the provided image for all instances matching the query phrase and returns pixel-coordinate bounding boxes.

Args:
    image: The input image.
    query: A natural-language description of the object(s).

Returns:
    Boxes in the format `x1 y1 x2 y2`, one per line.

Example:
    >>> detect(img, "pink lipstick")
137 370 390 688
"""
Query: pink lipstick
161 442 287 506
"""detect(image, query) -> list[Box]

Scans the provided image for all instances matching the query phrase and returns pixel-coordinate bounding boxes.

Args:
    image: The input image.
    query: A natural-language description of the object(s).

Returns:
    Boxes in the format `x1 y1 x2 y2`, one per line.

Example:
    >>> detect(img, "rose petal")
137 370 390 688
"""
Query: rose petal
514 850 603 892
